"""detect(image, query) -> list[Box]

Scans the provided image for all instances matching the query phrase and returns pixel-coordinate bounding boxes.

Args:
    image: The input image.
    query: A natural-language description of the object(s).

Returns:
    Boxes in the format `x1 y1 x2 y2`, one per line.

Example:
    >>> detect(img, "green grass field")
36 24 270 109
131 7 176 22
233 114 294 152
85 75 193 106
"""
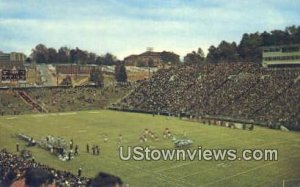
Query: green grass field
0 110 300 187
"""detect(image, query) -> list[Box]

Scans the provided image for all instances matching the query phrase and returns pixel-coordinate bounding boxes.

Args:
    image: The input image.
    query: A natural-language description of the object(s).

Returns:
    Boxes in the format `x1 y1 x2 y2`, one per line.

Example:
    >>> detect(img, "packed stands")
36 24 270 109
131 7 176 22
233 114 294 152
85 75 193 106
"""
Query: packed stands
0 84 133 115
114 63 300 130
25 84 133 113
0 149 90 186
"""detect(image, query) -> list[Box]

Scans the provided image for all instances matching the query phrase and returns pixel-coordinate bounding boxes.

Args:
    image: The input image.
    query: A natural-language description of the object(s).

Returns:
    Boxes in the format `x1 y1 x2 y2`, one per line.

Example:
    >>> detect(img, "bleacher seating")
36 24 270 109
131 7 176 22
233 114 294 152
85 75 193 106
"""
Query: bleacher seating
115 63 300 130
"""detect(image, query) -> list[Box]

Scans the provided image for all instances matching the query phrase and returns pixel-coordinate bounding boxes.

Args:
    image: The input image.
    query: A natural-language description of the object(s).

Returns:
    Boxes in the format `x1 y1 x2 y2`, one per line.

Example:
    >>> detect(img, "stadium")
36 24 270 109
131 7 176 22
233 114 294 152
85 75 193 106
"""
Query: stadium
1 1 300 187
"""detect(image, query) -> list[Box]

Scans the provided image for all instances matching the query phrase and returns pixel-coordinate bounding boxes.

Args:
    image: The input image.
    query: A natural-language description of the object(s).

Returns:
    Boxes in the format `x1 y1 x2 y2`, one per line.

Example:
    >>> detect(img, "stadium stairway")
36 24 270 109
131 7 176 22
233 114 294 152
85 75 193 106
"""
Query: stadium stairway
16 91 48 113
250 78 297 117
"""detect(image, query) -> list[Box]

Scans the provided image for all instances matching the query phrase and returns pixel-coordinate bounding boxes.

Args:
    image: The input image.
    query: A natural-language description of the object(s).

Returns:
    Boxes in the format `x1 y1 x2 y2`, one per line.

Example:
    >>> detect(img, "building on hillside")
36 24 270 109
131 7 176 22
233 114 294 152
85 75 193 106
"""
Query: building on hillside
0 52 26 82
262 45 300 67
124 50 180 67
0 51 26 63
10 52 27 62
0 52 10 62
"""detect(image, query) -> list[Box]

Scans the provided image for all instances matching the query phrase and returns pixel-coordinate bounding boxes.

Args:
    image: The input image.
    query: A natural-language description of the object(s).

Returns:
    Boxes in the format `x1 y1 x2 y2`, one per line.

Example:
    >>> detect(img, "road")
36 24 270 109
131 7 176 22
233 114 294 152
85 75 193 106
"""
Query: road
37 64 57 86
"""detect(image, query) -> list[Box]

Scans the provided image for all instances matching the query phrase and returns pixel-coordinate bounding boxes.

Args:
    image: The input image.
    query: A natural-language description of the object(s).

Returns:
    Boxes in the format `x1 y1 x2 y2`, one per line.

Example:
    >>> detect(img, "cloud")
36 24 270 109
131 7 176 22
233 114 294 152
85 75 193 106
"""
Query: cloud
0 0 299 59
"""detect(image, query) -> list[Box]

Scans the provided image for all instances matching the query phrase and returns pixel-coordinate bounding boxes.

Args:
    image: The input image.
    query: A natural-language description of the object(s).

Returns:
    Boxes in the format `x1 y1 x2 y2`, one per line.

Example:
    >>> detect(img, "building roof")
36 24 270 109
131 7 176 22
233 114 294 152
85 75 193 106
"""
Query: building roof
139 51 161 56
124 55 138 60
124 51 169 60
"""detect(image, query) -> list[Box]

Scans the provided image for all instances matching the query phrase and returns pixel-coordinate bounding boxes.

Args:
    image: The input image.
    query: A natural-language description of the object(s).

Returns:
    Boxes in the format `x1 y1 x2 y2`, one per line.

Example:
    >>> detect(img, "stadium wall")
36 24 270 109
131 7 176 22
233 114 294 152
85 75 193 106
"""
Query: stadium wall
108 107 286 130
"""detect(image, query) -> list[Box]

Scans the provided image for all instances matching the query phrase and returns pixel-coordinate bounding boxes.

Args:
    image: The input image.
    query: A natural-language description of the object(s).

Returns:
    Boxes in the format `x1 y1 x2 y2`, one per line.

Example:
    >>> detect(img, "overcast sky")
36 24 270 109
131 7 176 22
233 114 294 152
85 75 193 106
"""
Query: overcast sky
0 0 299 59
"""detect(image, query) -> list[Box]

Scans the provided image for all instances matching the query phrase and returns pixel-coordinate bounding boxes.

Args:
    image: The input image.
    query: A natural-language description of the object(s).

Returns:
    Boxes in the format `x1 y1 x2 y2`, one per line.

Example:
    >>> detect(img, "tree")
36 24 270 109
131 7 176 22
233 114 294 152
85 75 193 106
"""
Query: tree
161 51 180 64
70 49 78 64
77 49 88 65
217 41 239 62
58 47 70 63
103 53 117 65
206 45 219 63
25 57 32 63
237 32 262 63
115 63 127 83
261 31 273 46
184 48 205 64
90 69 104 87
270 30 289 45
88 53 97 64
95 56 104 65
48 48 57 64
31 44 48 63
286 25 300 43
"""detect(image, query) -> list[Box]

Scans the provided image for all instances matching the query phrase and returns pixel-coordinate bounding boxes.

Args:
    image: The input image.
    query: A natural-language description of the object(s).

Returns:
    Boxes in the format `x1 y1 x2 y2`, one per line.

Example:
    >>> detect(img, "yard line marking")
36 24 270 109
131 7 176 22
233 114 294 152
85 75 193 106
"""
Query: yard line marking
156 161 196 172
177 140 291 180
199 153 300 187
106 154 197 187
102 155 185 187
252 172 291 187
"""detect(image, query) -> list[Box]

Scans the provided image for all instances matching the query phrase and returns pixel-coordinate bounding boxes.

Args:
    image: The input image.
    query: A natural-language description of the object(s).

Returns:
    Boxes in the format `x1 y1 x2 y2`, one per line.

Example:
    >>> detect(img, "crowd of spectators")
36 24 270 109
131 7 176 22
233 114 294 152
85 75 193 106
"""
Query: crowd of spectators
0 149 124 187
116 63 300 130
0 84 133 115
26 85 131 113
0 149 90 186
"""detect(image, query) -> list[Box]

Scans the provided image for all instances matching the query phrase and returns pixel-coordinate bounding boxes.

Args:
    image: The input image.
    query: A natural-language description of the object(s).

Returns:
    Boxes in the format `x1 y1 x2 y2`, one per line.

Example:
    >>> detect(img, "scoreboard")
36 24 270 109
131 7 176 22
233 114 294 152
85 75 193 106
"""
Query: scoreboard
1 69 26 81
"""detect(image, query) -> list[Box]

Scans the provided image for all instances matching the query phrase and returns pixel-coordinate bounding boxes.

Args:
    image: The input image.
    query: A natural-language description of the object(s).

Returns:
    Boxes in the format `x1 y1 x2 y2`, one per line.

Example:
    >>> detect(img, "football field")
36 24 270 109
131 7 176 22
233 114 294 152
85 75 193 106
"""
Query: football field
0 110 300 187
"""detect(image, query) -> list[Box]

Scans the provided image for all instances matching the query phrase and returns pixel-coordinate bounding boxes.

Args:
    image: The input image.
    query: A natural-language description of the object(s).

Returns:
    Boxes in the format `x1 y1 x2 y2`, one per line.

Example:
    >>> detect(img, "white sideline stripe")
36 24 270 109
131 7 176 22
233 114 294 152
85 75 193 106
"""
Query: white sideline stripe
5 117 17 120
32 114 48 117
199 153 300 187
88 111 100 113
58 112 77 115
31 112 77 117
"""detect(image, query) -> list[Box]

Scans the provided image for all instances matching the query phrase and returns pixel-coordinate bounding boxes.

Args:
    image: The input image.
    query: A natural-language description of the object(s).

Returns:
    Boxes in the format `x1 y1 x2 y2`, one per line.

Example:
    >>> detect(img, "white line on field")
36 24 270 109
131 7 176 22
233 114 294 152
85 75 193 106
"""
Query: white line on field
58 112 77 115
199 153 300 187
5 117 17 120
101 155 186 187
177 140 290 180
156 161 196 172
88 111 100 114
